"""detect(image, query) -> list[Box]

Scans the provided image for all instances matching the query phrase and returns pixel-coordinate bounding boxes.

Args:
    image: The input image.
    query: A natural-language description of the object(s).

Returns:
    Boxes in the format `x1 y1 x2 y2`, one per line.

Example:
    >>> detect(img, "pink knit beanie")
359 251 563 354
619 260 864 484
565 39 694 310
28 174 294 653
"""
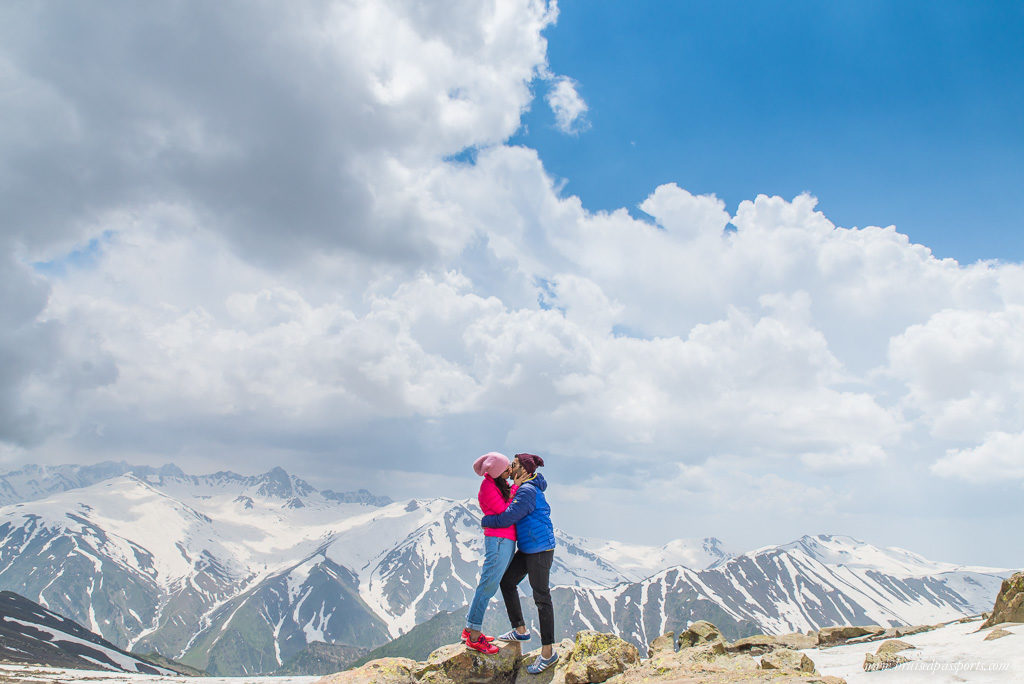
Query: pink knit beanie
473 452 510 478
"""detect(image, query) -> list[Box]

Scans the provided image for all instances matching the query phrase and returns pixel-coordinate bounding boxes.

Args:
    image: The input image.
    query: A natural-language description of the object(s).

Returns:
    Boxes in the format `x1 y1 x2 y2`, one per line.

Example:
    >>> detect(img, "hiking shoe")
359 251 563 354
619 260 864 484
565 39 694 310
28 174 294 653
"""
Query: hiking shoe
461 628 494 643
498 628 531 641
465 633 500 655
526 652 558 674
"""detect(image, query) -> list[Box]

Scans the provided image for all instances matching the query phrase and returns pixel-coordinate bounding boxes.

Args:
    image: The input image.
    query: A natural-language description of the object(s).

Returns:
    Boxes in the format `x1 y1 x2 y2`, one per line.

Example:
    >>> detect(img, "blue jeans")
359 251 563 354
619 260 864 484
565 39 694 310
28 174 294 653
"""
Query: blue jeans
466 536 515 631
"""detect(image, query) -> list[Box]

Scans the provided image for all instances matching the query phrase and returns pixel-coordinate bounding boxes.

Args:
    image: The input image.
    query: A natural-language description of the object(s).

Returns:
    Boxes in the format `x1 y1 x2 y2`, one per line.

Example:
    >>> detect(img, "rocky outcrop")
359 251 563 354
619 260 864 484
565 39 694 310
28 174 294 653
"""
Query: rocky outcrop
677 620 722 648
513 639 575 684
881 624 934 638
414 640 521 684
563 631 639 684
984 628 1012 641
774 632 818 650
758 648 814 673
316 656 418 683
981 571 1024 628
724 635 776 654
817 625 885 647
646 632 675 657
319 622 849 684
863 652 909 671
875 639 914 655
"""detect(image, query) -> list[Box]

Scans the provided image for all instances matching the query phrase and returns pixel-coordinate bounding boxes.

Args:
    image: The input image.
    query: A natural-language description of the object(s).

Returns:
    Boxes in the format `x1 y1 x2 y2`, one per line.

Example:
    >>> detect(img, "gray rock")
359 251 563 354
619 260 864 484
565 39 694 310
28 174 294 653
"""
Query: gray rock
863 652 910 671
314 657 417 684
982 572 1024 628
677 620 722 649
984 628 1012 641
414 640 521 684
817 625 885 647
758 647 815 673
875 639 914 655
646 632 675 657
561 631 639 684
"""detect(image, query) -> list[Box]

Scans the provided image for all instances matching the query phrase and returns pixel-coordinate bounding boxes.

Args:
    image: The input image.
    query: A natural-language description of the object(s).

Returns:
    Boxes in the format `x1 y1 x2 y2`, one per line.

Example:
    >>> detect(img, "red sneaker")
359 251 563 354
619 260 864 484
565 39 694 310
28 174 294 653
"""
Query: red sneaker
461 628 494 643
465 633 500 655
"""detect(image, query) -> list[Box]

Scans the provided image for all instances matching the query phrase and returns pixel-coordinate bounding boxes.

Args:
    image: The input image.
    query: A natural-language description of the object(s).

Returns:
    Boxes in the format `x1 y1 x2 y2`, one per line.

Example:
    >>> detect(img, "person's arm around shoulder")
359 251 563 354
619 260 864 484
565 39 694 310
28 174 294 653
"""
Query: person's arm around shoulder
481 482 536 528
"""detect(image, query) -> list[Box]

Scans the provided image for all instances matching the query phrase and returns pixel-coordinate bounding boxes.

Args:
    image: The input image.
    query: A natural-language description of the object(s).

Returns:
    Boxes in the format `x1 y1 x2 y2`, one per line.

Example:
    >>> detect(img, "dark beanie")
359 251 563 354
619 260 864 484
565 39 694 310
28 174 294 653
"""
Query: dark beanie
515 453 544 474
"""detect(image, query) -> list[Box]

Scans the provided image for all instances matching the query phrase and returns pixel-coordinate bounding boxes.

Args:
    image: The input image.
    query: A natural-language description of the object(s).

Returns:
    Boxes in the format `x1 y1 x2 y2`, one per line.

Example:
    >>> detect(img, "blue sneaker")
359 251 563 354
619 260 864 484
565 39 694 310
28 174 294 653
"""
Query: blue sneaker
526 652 558 674
498 628 531 642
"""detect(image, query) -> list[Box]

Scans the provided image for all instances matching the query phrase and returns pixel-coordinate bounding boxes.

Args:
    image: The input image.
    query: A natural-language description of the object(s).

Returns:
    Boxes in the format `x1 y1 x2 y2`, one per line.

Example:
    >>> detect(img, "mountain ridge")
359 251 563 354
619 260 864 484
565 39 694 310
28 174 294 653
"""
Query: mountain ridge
0 462 1010 676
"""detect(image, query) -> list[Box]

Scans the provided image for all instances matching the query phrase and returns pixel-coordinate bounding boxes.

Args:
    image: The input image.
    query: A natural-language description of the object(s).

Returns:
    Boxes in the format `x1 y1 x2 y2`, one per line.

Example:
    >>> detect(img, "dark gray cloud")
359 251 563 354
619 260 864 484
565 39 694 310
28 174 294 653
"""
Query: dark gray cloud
1 1 521 265
0 251 115 445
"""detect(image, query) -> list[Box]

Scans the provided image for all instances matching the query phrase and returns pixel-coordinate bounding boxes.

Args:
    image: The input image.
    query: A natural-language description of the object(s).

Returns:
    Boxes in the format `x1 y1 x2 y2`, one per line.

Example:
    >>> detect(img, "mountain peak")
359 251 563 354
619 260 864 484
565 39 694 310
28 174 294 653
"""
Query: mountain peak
255 466 295 498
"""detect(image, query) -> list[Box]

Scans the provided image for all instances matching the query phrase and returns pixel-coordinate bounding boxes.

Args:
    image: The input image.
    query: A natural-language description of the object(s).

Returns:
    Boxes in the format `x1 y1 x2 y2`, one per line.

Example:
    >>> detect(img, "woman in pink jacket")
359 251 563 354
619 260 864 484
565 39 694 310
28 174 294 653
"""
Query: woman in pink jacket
462 452 517 654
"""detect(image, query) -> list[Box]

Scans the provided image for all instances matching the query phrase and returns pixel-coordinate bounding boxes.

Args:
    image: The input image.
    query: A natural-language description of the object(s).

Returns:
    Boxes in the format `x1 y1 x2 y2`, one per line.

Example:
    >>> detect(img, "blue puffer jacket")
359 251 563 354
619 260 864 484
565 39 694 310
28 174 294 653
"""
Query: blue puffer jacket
481 473 555 554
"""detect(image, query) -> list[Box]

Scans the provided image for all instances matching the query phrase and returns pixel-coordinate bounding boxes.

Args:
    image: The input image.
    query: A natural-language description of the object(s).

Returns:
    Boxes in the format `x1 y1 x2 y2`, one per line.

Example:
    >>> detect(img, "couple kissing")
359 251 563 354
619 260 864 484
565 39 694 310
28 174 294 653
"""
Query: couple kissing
464 452 557 676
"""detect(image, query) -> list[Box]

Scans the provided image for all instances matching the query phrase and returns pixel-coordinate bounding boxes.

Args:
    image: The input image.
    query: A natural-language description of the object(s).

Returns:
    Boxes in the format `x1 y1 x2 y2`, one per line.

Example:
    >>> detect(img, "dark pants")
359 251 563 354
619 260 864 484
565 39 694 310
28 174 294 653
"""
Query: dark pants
499 549 555 646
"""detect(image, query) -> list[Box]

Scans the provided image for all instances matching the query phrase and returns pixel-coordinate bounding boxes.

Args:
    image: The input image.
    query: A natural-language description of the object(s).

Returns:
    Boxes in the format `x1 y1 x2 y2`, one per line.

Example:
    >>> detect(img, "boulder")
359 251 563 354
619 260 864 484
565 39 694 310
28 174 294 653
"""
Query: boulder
725 635 777 655
982 571 1024 628
414 640 520 684
817 625 884 647
863 652 910 671
647 631 675 657
561 631 639 684
677 620 722 649
758 648 815 673
984 628 1012 641
875 639 914 655
512 639 574 684
890 624 934 638
314 657 417 684
775 632 818 650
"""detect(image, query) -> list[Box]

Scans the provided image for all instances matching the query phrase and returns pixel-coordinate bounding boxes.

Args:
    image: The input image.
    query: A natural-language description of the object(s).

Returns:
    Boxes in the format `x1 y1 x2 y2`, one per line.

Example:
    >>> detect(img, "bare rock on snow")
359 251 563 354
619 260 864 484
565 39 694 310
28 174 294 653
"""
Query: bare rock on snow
875 639 914 655
862 652 910 671
984 627 1013 641
817 625 885 647
981 571 1024 629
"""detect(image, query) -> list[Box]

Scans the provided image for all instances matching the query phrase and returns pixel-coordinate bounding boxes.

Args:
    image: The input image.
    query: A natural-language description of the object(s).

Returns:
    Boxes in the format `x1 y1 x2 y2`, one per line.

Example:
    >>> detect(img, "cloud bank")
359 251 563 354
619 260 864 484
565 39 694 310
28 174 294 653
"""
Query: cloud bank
2 0 1022 561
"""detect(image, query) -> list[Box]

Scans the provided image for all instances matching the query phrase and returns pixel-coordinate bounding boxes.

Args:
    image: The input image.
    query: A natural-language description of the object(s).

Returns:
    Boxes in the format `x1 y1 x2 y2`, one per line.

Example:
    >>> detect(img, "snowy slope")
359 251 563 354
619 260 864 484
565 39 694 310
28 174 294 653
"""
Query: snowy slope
805 618 1024 683
0 591 176 675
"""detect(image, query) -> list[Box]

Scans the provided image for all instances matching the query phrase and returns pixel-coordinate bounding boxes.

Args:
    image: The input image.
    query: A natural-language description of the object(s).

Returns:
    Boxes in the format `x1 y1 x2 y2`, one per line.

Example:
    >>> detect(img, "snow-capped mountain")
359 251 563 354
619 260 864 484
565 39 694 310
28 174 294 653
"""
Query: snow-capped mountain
0 463 1010 676
0 464 662 675
551 533 1008 648
560 533 731 580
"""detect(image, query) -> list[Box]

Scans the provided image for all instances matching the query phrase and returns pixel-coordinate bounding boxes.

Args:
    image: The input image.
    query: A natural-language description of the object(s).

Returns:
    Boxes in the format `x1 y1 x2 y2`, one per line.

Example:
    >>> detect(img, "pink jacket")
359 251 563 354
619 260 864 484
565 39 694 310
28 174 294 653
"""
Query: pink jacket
478 477 517 540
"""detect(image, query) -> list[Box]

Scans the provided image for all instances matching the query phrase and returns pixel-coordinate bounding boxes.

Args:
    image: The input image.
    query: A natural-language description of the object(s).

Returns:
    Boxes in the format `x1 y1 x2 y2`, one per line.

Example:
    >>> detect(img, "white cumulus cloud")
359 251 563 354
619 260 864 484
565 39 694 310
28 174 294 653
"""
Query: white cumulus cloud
546 75 589 134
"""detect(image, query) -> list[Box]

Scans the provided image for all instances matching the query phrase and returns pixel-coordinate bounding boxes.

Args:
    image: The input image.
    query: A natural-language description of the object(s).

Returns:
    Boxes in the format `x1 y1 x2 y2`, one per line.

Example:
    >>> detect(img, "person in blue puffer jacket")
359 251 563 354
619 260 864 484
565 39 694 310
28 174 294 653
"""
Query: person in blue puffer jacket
480 453 558 675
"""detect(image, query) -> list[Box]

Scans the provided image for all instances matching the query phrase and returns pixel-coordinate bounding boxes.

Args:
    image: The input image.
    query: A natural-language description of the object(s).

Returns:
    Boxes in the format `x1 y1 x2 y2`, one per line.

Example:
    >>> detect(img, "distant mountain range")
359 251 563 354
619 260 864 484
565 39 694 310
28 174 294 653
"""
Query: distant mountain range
0 461 1011 676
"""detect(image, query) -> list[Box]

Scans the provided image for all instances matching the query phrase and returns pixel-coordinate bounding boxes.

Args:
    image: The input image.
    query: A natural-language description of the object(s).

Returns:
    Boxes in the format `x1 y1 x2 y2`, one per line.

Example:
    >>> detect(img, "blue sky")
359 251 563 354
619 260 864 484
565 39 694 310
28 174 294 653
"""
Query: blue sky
516 0 1024 263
